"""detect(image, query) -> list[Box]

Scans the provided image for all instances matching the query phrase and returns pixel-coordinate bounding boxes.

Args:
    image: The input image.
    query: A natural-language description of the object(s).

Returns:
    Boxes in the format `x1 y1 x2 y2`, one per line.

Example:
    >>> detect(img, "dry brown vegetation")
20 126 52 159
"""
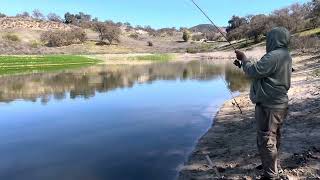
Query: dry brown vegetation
0 17 73 30
290 36 320 50
2 33 20 42
93 22 121 45
226 0 320 47
40 28 86 47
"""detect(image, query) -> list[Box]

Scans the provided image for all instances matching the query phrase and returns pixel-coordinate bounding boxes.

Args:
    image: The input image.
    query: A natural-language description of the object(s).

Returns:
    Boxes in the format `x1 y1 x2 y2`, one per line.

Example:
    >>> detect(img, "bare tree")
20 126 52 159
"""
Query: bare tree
64 12 75 24
32 9 45 20
227 23 250 41
75 12 91 22
94 22 121 45
47 13 62 22
312 0 320 17
310 0 320 27
226 15 247 33
206 32 220 41
270 5 309 32
225 0 319 46
92 17 99 22
16 11 30 18
0 12 6 18
247 14 269 42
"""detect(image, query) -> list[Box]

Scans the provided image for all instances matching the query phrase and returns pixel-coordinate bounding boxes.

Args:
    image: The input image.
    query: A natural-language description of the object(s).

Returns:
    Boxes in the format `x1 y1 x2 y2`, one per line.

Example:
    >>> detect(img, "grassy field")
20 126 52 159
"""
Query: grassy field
0 55 99 76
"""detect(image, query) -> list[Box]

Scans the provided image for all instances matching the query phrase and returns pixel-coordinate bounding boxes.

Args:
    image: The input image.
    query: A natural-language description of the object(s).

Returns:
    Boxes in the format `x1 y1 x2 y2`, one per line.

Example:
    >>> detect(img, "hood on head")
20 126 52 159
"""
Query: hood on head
266 27 290 53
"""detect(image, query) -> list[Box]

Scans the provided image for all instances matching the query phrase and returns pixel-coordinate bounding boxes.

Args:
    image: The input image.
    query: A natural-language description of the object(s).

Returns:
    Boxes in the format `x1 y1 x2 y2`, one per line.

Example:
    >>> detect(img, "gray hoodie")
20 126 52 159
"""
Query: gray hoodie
242 27 292 109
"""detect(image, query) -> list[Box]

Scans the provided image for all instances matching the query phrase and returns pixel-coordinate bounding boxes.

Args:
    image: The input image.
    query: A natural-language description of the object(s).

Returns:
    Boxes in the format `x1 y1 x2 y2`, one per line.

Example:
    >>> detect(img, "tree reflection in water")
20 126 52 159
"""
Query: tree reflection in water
0 60 250 103
224 63 251 92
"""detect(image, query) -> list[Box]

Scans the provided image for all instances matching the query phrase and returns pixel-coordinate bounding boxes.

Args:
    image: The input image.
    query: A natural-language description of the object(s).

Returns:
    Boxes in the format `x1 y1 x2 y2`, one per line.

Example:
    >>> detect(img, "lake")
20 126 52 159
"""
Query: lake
0 60 249 180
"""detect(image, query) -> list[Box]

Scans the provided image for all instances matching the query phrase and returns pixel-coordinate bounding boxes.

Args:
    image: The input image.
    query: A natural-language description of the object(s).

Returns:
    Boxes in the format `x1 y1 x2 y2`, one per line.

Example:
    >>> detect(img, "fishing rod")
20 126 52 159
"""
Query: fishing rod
189 0 243 114
190 0 236 51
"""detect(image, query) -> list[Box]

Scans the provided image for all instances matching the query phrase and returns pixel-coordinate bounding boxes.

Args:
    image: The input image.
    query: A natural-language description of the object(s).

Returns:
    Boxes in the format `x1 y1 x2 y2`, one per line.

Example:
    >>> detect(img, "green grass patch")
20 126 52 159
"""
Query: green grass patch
127 54 175 61
299 28 320 37
0 55 99 76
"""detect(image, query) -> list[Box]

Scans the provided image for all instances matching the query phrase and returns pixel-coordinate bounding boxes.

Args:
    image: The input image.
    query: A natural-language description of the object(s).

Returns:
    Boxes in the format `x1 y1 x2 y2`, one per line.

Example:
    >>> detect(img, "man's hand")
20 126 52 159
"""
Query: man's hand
233 60 242 68
235 50 247 62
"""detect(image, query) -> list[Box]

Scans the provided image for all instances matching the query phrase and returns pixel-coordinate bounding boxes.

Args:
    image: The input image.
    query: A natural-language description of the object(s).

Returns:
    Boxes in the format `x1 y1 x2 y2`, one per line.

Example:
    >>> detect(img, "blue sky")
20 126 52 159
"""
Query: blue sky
0 0 310 28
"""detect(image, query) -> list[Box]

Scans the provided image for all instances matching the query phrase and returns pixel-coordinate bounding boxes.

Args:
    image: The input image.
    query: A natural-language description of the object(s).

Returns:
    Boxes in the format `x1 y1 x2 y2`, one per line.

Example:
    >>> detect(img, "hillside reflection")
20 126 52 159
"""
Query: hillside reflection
0 60 250 103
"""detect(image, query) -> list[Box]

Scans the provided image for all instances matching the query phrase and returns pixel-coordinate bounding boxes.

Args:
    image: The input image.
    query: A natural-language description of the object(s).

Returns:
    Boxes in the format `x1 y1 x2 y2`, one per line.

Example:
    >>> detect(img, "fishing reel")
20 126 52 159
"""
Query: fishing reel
233 60 242 69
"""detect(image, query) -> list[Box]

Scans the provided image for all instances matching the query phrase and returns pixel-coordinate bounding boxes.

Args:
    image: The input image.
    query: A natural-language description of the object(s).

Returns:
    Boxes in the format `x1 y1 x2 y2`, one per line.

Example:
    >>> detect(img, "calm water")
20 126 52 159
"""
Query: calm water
0 60 249 180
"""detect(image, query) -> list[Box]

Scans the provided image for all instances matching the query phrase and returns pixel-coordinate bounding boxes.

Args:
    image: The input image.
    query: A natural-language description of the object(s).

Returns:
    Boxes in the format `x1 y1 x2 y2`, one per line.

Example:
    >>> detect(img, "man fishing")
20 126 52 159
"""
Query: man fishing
235 27 292 180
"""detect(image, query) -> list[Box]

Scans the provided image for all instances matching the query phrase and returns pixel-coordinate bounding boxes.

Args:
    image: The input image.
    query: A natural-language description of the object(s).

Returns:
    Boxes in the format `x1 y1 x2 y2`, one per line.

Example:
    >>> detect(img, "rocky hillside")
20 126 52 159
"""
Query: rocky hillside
0 17 73 31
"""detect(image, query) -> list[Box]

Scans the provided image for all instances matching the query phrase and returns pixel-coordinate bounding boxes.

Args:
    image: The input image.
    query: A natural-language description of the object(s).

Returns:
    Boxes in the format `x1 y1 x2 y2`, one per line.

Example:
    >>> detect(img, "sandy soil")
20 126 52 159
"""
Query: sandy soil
182 46 266 60
178 49 320 179
83 46 266 65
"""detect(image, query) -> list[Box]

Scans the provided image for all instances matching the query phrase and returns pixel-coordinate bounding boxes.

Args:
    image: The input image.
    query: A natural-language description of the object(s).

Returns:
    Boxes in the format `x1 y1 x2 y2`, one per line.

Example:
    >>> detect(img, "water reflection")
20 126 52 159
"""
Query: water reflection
0 60 249 103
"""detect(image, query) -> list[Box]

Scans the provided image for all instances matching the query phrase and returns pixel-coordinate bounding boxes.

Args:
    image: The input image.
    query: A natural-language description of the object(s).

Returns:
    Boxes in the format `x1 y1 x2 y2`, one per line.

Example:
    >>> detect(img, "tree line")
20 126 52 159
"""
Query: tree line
0 10 186 46
226 0 320 43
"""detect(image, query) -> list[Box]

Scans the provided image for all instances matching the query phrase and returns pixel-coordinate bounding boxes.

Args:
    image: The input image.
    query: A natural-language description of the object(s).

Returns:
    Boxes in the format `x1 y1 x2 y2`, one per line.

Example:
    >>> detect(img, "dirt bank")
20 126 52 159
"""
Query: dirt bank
85 46 266 65
178 49 320 179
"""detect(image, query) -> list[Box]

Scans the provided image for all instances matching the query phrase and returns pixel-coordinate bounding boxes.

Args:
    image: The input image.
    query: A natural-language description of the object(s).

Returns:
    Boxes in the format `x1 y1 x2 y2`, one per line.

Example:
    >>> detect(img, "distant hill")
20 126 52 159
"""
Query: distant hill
190 24 226 34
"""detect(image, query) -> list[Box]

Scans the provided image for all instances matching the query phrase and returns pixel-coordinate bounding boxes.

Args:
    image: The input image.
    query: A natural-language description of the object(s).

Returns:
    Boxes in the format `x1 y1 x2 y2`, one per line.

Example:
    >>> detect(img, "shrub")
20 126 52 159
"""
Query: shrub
64 12 75 24
182 30 191 42
3 33 20 42
290 35 320 50
47 13 62 22
40 28 87 47
192 34 205 41
40 31 63 47
186 44 214 53
0 12 6 18
16 12 30 18
147 41 153 46
206 32 219 41
186 47 197 53
29 40 42 48
73 28 87 42
129 33 139 39
93 22 121 45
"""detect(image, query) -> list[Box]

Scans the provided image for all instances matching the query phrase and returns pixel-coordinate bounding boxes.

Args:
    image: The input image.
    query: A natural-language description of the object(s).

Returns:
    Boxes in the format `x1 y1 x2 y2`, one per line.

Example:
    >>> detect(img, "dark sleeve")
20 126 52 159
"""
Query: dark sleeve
242 53 277 79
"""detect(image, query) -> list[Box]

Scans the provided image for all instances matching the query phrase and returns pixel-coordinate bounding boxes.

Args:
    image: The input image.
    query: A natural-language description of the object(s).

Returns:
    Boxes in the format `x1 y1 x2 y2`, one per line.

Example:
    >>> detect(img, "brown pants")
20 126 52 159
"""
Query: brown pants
255 105 288 179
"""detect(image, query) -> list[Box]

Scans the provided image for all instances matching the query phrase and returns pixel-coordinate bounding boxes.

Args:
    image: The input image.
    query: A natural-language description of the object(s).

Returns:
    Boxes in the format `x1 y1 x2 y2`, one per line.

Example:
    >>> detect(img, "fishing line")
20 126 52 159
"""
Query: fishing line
189 0 236 51
189 0 243 114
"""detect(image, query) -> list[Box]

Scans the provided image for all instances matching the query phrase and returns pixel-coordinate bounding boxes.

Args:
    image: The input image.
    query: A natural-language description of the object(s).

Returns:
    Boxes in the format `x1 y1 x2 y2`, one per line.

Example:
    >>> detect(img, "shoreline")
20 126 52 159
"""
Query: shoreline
178 50 320 179
84 46 267 65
